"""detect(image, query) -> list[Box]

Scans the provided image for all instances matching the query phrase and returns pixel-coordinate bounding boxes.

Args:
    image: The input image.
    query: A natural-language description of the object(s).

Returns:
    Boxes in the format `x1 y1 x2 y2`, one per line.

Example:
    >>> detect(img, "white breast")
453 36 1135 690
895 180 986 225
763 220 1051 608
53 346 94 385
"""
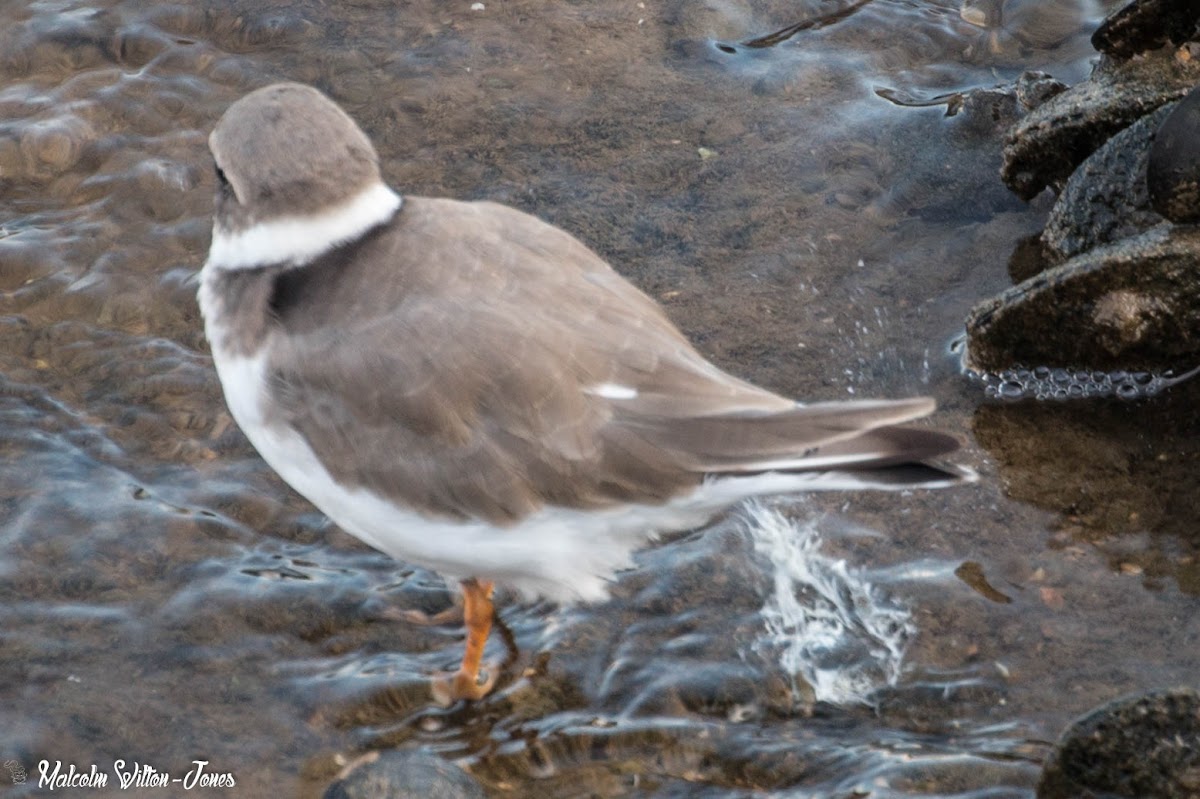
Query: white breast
201 336 706 601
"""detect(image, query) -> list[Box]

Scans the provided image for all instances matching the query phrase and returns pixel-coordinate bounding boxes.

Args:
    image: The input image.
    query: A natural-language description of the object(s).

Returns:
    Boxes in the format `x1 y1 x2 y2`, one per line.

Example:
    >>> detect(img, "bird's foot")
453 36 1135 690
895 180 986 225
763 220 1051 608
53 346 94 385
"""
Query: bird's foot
431 663 499 705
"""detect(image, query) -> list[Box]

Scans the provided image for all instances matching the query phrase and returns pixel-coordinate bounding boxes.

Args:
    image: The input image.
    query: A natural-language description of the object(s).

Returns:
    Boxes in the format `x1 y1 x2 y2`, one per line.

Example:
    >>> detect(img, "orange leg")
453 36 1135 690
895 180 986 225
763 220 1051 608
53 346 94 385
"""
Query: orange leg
432 577 498 703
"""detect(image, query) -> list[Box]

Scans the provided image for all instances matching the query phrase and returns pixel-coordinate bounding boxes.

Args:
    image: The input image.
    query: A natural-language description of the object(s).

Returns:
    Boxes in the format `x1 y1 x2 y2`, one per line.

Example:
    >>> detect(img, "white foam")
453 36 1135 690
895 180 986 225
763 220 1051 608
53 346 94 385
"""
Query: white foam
745 502 913 705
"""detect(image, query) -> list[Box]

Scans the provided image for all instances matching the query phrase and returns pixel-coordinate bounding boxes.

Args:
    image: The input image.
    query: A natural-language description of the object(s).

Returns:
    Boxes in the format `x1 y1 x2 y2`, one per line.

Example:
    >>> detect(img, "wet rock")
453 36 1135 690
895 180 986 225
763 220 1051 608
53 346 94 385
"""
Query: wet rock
965 225 1200 372
1147 85 1200 223
959 0 1000 29
1015 70 1070 111
1001 47 1200 200
1092 0 1200 61
323 749 486 799
1041 103 1171 265
1005 233 1053 283
969 2 1200 379
1037 688 1200 799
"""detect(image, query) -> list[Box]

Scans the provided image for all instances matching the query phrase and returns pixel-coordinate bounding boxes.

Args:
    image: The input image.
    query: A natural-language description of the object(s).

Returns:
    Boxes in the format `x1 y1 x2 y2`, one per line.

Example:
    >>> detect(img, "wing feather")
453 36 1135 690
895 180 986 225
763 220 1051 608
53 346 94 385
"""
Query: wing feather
263 197 954 524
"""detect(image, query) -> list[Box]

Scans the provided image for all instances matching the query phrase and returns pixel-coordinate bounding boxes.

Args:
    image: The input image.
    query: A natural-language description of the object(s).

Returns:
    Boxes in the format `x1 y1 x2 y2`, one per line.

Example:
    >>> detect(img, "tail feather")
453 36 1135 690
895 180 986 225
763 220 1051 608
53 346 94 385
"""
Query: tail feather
625 396 962 482
706 424 961 473
806 461 976 490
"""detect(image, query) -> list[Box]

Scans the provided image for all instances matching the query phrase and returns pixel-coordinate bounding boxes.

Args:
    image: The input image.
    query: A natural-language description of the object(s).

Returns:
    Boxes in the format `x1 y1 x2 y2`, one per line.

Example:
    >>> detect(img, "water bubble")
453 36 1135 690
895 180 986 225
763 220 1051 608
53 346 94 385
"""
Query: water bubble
998 380 1024 399
967 363 1199 402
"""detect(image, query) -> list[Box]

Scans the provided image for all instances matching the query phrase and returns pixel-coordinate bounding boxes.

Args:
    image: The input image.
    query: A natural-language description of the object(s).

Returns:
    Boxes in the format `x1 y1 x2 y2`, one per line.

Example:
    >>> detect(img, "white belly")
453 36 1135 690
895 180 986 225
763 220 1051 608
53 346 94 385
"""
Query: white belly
204 344 728 602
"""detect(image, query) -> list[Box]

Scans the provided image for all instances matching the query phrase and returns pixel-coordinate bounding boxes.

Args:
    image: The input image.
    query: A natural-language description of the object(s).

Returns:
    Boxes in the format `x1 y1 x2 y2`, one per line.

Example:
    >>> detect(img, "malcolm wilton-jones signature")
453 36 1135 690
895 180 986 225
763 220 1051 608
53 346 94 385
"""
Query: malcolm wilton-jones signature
31 759 235 790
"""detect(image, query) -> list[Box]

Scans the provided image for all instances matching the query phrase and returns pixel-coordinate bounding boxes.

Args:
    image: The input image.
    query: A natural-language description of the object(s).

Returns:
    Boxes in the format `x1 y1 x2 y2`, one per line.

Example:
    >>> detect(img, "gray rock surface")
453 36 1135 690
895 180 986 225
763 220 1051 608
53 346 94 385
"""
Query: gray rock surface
967 0 1200 376
1147 84 1200 222
1041 103 1172 264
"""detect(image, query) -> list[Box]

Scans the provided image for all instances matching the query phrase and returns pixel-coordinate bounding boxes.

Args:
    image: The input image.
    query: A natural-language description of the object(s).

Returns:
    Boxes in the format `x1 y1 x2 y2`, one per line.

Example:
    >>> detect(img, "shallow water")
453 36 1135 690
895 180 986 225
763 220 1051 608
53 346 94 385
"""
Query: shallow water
3 0 1199 796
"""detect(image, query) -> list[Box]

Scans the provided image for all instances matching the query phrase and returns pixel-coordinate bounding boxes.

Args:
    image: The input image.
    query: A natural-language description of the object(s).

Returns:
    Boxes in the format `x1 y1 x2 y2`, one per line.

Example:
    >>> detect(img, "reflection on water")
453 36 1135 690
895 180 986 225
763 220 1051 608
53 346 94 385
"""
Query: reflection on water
972 377 1200 591
4 0 1197 796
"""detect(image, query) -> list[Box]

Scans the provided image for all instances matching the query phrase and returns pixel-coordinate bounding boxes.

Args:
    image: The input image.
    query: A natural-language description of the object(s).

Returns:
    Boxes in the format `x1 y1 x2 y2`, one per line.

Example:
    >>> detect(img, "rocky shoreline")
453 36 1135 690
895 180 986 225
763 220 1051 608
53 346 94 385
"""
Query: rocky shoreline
964 0 1200 389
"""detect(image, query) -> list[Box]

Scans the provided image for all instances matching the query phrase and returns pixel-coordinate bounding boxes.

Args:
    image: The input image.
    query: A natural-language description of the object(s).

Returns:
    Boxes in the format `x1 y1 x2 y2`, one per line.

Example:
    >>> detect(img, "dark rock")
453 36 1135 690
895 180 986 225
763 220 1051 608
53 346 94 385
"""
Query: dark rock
1001 48 1200 200
965 225 1200 372
1092 0 1200 61
971 2 1200 382
323 749 486 799
1041 103 1172 265
1006 233 1053 283
1148 84 1200 223
1037 688 1200 799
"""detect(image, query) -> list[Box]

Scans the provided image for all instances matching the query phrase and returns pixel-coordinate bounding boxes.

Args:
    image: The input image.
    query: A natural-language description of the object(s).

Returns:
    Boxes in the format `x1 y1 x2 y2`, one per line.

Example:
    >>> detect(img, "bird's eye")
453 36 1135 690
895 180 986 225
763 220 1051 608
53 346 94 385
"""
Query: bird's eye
214 164 230 188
